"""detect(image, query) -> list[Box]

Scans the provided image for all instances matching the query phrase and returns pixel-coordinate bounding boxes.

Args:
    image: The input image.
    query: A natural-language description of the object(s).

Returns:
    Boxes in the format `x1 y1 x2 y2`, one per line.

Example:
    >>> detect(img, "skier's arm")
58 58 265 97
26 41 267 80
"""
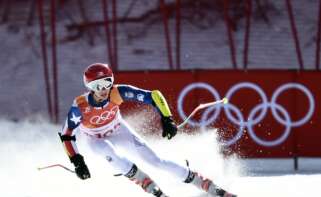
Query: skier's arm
115 85 169 115
59 103 90 180
115 84 177 139
150 89 178 139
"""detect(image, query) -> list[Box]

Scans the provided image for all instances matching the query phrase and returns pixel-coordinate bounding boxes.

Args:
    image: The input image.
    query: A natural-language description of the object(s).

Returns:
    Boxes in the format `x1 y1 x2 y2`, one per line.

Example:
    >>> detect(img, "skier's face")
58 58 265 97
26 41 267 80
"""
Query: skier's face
93 87 110 101
87 77 113 102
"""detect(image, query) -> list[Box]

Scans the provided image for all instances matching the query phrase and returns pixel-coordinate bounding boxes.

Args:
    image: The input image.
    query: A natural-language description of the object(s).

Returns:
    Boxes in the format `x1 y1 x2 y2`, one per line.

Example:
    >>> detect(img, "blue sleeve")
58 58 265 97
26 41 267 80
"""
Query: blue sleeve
66 106 83 130
117 84 153 104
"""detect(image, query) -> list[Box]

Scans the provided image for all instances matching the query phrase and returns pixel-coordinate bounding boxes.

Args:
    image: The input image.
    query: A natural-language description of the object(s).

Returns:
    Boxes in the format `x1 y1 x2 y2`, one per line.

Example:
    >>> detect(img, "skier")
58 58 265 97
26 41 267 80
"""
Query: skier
59 63 236 197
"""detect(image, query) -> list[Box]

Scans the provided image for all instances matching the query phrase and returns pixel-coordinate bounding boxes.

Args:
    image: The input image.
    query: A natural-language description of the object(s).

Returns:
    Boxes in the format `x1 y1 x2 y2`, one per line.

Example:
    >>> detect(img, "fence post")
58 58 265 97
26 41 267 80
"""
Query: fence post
159 0 174 70
37 0 53 121
175 0 181 70
102 0 115 69
223 0 238 69
315 0 321 70
286 0 304 70
50 0 59 123
243 0 252 70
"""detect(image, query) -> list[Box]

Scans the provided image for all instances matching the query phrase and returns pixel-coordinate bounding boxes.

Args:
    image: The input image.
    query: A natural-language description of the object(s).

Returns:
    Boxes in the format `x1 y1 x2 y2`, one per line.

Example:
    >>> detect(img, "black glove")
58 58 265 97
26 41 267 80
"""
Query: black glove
70 154 91 180
161 116 177 140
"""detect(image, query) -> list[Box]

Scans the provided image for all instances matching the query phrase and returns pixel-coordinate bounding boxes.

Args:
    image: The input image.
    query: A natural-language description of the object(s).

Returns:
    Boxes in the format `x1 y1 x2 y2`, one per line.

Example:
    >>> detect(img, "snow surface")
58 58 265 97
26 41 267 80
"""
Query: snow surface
1 116 321 197
1 2 320 196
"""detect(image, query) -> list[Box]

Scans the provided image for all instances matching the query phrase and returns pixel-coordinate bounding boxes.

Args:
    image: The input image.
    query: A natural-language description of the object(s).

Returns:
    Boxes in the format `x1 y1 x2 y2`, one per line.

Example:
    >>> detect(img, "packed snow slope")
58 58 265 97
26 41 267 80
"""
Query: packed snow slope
1 116 320 197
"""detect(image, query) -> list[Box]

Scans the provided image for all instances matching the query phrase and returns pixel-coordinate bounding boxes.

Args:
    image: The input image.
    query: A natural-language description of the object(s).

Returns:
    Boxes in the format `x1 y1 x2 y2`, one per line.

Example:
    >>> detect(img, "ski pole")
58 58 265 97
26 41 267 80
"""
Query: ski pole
37 164 75 173
177 97 228 129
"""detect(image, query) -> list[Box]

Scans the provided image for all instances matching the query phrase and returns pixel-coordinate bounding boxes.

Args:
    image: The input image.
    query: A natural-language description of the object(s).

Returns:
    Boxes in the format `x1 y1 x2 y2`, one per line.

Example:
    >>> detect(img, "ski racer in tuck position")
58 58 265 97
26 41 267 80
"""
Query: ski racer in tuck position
59 63 236 197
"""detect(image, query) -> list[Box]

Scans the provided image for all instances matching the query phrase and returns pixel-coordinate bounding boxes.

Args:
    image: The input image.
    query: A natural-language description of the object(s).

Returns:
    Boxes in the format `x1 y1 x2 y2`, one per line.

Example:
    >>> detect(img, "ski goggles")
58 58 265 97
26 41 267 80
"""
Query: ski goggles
86 76 114 92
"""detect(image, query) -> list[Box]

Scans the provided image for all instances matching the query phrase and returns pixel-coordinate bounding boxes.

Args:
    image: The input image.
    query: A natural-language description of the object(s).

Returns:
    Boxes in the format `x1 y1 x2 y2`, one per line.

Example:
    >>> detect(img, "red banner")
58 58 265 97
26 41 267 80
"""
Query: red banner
116 70 321 158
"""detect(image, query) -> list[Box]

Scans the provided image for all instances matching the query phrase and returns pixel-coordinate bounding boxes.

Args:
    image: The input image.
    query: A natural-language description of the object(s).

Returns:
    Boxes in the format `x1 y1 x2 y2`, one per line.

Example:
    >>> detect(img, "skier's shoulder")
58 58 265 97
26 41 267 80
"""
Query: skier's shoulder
110 84 124 105
73 92 90 107
111 84 141 96
110 84 148 104
114 84 150 93
113 83 137 89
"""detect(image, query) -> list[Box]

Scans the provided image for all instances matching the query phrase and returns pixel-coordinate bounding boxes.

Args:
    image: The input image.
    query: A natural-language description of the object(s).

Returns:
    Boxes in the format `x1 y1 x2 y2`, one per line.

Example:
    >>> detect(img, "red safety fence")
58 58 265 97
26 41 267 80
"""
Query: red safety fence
115 70 321 158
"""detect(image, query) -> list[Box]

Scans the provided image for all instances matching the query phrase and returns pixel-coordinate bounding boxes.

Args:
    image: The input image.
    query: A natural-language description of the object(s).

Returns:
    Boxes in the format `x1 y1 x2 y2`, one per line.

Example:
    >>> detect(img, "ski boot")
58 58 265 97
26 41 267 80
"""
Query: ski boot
152 187 169 197
124 164 169 197
184 170 236 197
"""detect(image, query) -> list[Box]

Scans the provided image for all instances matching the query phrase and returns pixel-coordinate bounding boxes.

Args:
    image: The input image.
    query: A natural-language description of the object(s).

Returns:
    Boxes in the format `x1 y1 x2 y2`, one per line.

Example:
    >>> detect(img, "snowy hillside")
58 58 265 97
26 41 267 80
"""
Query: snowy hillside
1 116 321 197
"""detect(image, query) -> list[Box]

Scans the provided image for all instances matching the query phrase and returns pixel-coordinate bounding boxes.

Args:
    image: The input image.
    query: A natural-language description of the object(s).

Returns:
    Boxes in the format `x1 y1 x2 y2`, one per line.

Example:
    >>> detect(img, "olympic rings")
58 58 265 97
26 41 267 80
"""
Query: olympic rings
271 83 315 127
177 82 315 147
177 83 222 127
90 106 119 125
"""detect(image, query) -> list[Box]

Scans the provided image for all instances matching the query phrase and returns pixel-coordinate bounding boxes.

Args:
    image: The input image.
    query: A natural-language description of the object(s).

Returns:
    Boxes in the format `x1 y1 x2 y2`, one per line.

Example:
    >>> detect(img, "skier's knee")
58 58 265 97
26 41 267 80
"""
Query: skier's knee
152 157 166 168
